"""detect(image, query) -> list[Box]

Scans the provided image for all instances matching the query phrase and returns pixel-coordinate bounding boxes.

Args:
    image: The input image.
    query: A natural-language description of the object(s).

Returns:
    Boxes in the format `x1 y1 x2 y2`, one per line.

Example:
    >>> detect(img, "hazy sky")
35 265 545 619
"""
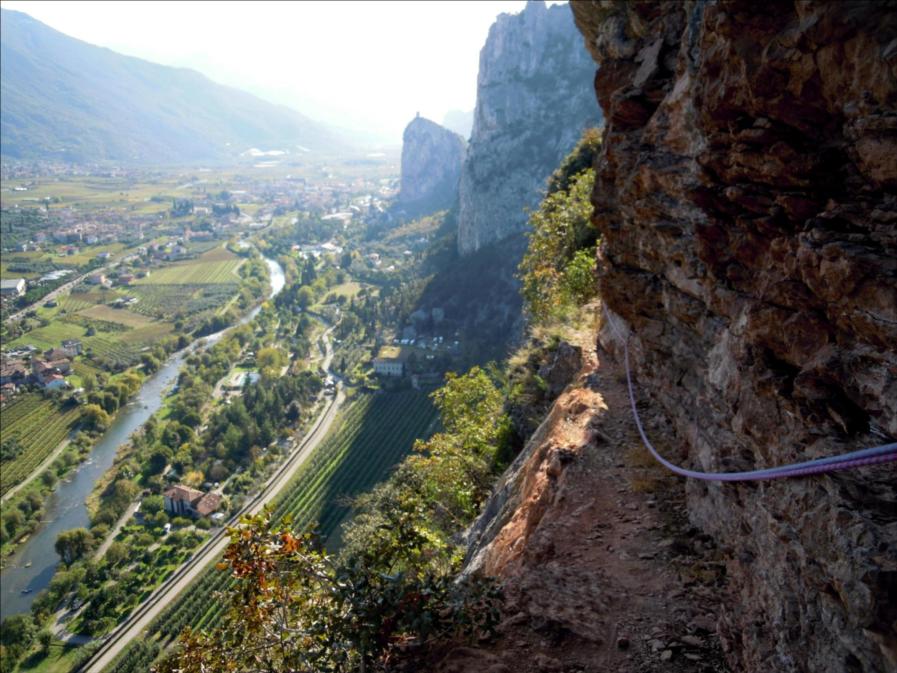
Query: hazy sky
1 1 564 144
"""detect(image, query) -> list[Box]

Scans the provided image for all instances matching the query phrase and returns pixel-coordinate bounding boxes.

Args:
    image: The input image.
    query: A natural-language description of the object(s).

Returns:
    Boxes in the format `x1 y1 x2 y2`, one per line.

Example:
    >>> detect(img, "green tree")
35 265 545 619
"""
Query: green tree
55 528 92 565
37 629 53 654
109 478 139 511
142 494 165 515
256 347 286 379
0 437 24 461
296 286 314 309
0 613 36 665
82 403 111 431
2 508 25 538
82 372 96 393
146 447 172 474
105 541 128 566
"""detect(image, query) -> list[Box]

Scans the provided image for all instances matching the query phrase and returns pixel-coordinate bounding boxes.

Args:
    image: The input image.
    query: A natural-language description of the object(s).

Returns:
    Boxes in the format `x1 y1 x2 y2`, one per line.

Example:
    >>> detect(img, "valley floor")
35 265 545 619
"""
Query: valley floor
434 334 731 673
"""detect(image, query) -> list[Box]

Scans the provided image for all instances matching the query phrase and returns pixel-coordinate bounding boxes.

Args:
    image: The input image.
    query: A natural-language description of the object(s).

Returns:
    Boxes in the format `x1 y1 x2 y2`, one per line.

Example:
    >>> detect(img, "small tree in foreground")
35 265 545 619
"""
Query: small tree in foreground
161 509 502 673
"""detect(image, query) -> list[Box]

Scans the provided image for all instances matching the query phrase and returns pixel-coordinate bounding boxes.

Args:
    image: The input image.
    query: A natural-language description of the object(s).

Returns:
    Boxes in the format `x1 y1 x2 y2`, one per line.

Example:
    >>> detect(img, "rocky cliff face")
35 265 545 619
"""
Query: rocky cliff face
457 1 602 255
397 116 465 211
568 2 897 672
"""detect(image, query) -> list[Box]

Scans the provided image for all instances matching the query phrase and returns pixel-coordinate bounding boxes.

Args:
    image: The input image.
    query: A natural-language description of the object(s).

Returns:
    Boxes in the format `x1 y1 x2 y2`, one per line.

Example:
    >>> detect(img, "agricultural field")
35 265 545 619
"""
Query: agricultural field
321 281 367 302
120 322 174 345
0 393 82 496
1 176 180 214
8 294 173 369
127 283 238 320
0 244 128 270
144 390 438 648
7 321 88 352
134 247 242 285
83 336 142 370
77 305 155 328
50 243 127 267
57 293 101 313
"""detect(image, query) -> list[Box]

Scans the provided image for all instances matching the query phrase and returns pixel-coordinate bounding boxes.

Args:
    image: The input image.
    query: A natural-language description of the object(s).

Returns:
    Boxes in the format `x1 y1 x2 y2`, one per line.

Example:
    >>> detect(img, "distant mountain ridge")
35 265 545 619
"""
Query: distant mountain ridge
0 9 345 164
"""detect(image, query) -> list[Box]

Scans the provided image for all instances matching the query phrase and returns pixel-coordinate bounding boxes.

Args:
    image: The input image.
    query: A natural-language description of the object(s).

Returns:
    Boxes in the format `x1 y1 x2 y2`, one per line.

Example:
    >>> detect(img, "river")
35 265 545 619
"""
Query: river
0 257 285 618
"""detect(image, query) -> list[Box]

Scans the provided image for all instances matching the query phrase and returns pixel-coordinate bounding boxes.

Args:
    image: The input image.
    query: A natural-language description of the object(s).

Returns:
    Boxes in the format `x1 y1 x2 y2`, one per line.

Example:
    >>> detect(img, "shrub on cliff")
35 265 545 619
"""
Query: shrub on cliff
161 510 501 673
519 128 601 323
519 166 597 322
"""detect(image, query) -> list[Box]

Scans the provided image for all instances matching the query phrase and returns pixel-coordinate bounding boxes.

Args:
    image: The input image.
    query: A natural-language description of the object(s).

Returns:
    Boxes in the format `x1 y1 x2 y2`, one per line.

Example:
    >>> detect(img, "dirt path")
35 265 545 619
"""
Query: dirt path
92 500 140 560
436 344 730 673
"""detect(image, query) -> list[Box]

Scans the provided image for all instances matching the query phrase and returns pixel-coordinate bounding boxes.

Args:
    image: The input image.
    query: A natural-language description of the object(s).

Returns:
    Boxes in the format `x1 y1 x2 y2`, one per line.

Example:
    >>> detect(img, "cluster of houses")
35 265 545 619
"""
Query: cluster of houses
292 241 343 259
0 339 82 400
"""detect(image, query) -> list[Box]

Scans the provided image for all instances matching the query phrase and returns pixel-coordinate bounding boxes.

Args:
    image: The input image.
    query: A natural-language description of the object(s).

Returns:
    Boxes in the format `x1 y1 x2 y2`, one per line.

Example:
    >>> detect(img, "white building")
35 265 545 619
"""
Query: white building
372 347 407 377
373 358 404 377
0 279 26 297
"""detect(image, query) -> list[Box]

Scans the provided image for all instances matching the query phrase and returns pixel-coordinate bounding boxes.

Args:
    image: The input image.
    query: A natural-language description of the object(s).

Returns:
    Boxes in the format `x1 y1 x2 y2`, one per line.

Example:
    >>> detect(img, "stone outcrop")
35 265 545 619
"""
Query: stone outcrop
568 2 897 672
397 115 465 212
457 1 602 255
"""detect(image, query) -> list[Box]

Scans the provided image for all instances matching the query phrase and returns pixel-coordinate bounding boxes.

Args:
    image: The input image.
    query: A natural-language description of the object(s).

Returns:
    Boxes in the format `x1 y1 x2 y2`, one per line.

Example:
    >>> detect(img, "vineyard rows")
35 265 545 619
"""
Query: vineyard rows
111 391 437 668
58 294 97 312
128 284 237 319
86 336 142 369
134 256 242 285
0 394 81 495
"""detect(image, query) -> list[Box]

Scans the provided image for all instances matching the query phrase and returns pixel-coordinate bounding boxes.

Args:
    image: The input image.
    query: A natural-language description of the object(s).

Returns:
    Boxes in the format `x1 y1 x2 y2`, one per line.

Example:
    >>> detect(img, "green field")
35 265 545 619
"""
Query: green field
77 305 155 328
12 641 88 673
0 394 81 496
7 321 88 352
84 336 142 369
134 247 242 285
7 311 162 369
127 283 238 320
57 294 100 313
0 177 179 215
115 391 437 661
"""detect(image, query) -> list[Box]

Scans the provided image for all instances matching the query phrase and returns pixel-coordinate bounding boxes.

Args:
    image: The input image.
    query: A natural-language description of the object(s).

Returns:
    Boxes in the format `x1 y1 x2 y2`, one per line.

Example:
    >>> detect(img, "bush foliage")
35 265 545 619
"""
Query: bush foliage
519 128 602 322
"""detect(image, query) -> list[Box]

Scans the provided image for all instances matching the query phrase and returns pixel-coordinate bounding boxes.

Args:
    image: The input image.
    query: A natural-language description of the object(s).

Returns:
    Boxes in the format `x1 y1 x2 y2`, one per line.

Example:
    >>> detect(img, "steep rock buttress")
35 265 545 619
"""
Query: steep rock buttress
569 2 897 672
457 0 601 256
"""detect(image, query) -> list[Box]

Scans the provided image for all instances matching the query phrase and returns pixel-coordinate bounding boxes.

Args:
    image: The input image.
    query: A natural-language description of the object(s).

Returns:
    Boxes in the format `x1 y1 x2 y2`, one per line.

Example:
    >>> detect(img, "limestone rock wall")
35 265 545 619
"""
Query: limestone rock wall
397 116 465 211
571 2 897 671
457 1 602 255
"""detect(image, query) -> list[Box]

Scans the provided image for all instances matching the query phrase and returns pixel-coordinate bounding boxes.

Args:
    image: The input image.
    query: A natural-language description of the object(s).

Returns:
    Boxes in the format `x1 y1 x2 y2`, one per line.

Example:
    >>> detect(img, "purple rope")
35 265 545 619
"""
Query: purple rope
603 305 897 482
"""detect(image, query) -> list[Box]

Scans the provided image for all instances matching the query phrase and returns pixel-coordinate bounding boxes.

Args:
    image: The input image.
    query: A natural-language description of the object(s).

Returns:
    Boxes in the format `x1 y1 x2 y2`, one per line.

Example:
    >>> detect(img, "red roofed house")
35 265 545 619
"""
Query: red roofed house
163 484 222 518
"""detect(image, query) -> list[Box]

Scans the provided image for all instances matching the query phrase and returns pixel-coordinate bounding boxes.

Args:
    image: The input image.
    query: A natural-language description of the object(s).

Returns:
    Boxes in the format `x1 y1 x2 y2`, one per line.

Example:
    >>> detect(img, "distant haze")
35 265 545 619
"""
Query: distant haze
0 1 564 145
442 109 474 139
